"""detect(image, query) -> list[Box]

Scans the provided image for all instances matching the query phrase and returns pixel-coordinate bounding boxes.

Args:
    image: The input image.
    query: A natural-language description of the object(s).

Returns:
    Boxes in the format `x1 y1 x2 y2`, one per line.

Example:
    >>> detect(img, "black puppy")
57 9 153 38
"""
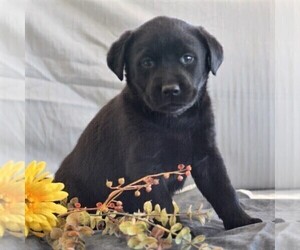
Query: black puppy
55 16 262 230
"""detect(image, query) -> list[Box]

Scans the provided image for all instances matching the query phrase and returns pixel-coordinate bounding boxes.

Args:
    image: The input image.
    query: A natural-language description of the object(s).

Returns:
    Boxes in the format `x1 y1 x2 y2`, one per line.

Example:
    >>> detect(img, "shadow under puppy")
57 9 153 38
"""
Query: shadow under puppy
55 16 262 230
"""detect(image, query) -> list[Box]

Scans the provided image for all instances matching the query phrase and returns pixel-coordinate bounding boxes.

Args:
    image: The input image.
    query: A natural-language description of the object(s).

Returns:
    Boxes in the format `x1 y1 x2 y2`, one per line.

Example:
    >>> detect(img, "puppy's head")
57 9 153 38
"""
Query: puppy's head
107 16 223 115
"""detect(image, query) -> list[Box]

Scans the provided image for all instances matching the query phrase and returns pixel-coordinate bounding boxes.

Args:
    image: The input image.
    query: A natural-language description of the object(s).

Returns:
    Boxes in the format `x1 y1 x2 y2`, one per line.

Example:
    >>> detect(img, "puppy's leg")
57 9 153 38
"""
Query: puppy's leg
192 148 262 230
120 177 174 213
123 143 174 213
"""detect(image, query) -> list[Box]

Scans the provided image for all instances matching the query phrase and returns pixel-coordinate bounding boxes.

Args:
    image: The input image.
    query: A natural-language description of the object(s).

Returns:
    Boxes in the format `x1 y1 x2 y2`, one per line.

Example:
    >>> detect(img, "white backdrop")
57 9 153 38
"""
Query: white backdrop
1 0 299 189
0 1 25 161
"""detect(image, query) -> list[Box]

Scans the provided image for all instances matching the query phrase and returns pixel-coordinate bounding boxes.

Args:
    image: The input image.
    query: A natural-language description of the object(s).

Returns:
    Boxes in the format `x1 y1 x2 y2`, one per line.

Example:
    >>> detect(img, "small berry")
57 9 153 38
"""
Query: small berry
118 178 125 185
115 206 123 212
146 177 153 183
116 201 123 206
153 179 159 185
96 202 103 208
108 203 115 208
185 171 191 176
178 164 185 170
106 180 113 188
74 202 81 208
163 173 170 179
146 186 152 192
186 165 192 171
177 175 184 182
135 190 141 197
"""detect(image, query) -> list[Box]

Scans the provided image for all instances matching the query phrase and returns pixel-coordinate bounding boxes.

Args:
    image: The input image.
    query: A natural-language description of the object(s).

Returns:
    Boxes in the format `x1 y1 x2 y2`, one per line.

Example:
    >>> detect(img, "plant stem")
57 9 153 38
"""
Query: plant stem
59 207 211 218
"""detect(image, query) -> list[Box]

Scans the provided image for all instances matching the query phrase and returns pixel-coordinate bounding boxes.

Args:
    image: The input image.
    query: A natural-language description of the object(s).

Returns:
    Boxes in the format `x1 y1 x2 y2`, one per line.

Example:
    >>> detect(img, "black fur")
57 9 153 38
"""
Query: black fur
55 16 262 230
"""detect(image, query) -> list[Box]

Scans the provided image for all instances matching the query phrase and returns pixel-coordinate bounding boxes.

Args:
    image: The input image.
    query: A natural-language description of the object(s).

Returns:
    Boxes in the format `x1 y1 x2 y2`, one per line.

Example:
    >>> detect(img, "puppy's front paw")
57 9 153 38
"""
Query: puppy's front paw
249 217 263 224
224 216 262 230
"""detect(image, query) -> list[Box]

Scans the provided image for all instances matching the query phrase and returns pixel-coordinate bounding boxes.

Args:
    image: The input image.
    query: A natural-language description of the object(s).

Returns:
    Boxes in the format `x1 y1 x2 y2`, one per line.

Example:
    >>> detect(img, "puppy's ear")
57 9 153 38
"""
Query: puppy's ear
197 27 223 75
107 30 132 81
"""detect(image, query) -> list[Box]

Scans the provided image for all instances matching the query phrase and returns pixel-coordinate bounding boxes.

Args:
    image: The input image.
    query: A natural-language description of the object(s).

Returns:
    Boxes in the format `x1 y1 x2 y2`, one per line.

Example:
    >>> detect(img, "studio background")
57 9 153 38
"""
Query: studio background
1 0 299 190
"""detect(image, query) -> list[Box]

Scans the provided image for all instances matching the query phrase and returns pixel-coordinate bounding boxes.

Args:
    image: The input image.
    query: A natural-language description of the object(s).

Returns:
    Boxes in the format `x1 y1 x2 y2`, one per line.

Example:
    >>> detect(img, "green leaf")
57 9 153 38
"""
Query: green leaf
166 233 173 244
180 245 192 250
183 232 192 242
198 203 203 211
127 236 144 249
200 244 214 250
141 236 158 249
160 209 168 226
175 227 191 244
90 217 96 229
151 204 162 221
79 226 94 236
102 226 109 235
144 201 153 214
127 234 158 249
192 235 205 244
109 212 117 218
180 227 191 237
198 215 206 225
66 211 90 226
206 209 214 220
187 205 193 221
154 204 161 213
119 221 133 234
102 218 118 236
50 228 63 240
169 215 177 226
175 233 183 245
119 221 147 236
69 197 79 205
131 222 147 235
172 201 180 214
170 223 183 233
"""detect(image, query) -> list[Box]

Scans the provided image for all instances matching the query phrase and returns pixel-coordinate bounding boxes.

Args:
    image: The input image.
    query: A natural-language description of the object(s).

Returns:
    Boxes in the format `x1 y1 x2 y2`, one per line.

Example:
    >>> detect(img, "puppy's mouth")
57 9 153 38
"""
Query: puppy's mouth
154 101 195 115
143 87 199 116
159 102 185 111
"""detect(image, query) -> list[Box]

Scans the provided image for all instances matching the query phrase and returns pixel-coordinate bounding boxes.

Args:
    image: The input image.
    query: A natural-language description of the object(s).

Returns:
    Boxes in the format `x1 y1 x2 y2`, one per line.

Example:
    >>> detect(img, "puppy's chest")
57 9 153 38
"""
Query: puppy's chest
159 131 193 171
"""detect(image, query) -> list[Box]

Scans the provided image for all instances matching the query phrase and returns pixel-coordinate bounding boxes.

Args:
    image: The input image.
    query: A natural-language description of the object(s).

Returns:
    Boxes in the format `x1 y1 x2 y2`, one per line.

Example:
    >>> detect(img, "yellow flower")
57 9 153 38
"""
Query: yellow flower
0 161 25 237
25 161 68 237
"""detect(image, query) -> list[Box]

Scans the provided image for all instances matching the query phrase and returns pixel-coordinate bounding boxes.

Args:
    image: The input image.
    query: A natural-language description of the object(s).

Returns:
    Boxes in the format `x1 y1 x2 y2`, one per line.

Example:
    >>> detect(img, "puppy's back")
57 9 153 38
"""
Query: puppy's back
54 94 126 207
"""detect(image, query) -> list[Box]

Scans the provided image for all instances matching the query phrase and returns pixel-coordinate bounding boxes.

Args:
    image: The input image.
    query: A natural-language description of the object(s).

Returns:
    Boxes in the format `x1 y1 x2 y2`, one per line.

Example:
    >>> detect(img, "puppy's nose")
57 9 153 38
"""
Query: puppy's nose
161 84 181 96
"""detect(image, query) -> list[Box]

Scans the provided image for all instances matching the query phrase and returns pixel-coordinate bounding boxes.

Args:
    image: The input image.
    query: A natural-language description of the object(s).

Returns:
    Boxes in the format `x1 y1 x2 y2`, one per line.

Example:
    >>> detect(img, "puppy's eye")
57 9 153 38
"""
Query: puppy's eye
180 54 195 65
141 57 155 68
